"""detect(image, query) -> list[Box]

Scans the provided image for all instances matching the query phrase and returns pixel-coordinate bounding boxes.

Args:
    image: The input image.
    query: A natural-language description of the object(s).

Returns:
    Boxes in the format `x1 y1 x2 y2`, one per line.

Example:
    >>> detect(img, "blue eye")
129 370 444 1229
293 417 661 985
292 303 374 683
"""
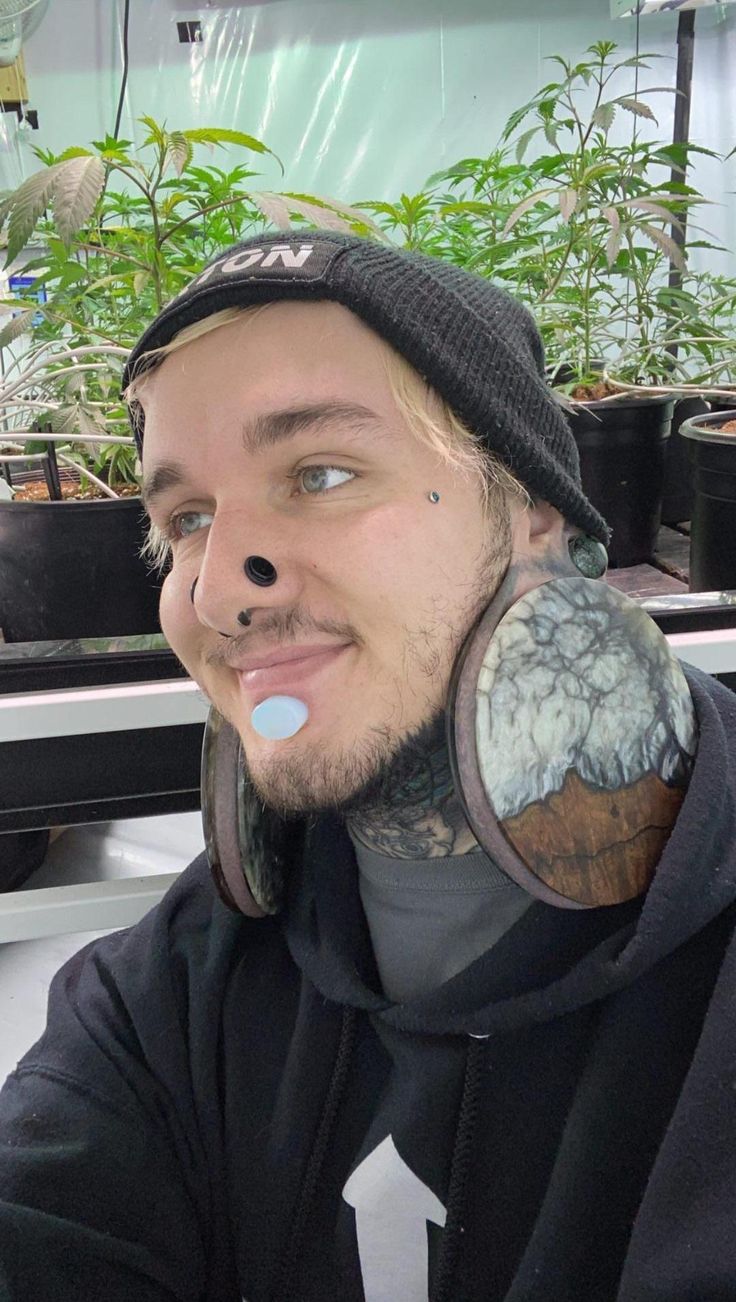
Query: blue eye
166 510 212 540
296 465 355 494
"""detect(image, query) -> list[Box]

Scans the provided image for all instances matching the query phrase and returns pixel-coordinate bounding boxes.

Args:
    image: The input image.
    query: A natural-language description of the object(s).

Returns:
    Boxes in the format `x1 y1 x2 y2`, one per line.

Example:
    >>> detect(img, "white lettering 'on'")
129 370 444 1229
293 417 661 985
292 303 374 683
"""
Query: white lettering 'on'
188 244 315 291
343 1135 447 1302
260 243 314 269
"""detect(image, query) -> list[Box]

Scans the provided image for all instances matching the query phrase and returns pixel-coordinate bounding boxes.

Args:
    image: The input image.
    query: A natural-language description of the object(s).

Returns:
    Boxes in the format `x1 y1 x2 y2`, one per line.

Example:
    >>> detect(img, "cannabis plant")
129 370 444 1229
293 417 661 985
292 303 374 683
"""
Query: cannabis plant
0 117 375 494
495 40 723 390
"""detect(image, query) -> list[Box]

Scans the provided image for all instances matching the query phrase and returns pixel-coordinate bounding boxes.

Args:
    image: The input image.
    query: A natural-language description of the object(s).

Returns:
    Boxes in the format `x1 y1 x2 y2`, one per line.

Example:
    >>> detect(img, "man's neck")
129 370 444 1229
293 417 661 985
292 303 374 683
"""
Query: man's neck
347 742 480 859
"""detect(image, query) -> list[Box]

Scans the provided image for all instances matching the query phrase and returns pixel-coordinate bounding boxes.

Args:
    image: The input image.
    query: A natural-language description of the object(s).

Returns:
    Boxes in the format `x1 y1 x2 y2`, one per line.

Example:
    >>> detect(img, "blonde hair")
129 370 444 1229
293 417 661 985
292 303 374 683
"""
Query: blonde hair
128 305 532 575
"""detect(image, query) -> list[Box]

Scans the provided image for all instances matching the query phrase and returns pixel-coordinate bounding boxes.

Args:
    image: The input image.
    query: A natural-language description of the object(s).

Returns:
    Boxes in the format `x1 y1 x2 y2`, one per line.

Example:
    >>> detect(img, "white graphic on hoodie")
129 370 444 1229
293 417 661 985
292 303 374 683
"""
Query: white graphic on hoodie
343 1135 447 1302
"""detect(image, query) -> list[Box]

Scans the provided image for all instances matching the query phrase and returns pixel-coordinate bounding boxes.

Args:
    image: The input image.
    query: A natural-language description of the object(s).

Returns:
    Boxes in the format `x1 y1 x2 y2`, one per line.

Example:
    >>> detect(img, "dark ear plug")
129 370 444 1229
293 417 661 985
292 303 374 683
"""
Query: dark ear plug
568 535 608 579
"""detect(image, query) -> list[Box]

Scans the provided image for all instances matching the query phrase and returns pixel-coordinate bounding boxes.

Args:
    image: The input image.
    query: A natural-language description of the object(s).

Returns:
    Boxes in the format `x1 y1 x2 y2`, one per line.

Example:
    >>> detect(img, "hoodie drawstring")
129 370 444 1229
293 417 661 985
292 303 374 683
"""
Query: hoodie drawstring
271 1004 357 1300
432 1034 487 1302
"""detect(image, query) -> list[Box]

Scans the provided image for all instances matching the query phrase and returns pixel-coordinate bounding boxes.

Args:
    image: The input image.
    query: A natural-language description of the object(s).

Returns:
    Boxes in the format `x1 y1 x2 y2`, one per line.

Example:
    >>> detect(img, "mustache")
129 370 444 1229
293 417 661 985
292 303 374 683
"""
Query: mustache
206 607 361 668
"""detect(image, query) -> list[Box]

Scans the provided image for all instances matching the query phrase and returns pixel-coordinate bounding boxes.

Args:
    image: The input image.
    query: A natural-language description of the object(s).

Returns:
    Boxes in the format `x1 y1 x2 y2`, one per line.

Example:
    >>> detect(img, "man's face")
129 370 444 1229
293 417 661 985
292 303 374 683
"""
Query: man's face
140 301 517 815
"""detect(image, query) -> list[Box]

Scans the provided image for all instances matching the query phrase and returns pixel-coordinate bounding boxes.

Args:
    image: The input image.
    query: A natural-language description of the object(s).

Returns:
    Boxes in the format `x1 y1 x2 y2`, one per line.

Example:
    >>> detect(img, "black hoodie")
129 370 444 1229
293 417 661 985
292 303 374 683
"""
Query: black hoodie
2 663 736 1302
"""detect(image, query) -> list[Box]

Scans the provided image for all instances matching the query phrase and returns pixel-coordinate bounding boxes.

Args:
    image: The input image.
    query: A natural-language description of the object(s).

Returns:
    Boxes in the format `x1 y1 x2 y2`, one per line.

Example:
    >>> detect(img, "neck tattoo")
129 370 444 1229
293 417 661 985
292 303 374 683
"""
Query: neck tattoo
348 732 480 859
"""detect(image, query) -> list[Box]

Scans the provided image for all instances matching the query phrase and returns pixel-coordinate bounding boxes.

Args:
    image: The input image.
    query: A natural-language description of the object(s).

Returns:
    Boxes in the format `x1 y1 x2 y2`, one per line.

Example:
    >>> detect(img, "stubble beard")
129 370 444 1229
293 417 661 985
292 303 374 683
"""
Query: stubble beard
243 506 512 821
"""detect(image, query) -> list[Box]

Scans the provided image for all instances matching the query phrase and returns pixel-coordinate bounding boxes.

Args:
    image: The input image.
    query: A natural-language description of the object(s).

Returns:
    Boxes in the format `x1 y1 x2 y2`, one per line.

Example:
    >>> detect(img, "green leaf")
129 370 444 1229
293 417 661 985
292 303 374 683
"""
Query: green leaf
543 122 559 149
515 127 540 163
56 146 94 161
51 155 106 246
501 102 535 143
5 163 62 264
139 115 165 147
166 131 193 177
0 308 36 348
616 97 657 124
92 134 134 153
182 127 282 172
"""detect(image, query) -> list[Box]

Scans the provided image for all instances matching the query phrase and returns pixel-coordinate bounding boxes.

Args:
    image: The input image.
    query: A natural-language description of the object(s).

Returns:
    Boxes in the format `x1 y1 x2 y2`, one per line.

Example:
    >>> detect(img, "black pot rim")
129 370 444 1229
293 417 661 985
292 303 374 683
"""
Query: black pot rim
0 494 143 511
679 411 736 445
559 391 675 412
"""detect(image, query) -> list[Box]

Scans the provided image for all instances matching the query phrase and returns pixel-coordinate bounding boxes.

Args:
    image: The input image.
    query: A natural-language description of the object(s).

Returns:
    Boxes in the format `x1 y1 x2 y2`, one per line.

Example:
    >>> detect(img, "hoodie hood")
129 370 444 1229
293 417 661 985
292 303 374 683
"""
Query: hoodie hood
282 664 736 1037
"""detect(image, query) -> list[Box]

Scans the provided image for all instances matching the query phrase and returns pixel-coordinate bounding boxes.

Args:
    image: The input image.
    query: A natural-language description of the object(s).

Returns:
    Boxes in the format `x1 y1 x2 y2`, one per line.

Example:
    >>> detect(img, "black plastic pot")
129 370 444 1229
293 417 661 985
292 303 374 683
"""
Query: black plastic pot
679 410 736 592
660 396 710 526
566 394 675 568
0 495 163 642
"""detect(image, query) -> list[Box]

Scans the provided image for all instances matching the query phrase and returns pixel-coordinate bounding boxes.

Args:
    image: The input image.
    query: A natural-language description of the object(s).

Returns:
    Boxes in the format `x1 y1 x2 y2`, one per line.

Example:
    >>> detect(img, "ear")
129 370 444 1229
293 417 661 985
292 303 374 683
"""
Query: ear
510 497 566 558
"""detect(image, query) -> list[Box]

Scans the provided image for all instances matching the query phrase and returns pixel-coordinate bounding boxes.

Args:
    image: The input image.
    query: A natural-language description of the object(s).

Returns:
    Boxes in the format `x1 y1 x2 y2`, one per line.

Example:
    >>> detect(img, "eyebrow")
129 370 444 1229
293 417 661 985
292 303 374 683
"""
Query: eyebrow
141 400 384 513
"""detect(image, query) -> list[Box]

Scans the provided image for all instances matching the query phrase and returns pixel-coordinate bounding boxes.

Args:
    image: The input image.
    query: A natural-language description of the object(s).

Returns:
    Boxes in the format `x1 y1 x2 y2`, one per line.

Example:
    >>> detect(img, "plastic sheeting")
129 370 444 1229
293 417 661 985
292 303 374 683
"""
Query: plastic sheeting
3 0 736 257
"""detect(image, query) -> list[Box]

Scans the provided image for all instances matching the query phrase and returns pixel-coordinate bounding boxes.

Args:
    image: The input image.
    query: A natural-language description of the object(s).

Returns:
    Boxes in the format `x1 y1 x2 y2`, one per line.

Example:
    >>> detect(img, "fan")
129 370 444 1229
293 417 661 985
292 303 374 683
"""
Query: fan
0 0 49 68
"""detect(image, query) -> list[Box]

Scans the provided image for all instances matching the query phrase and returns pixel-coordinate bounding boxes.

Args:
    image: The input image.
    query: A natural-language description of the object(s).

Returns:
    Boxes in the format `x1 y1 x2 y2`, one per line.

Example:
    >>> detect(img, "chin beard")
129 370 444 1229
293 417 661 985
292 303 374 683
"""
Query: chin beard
245 707 453 821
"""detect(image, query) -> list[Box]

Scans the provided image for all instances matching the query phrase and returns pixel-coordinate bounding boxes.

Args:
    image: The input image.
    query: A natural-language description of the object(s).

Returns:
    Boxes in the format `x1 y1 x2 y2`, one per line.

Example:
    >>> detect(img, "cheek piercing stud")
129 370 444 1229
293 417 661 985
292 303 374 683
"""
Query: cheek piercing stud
428 491 440 503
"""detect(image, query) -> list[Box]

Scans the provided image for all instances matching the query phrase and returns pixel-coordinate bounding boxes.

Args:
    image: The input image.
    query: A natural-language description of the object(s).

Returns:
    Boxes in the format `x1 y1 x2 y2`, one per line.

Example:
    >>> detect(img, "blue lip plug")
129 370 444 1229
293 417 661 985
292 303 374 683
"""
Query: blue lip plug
251 696 309 740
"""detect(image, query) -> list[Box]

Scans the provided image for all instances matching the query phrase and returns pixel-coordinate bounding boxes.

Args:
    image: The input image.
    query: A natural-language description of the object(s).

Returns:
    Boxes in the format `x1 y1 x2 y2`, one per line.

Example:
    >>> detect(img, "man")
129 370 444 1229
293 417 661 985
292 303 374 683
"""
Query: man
1 230 735 1301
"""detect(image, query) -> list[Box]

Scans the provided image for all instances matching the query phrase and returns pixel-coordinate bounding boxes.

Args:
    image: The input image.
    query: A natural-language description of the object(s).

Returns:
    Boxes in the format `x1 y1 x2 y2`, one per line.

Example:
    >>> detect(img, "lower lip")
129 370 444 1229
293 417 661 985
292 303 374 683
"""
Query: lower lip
237 644 352 698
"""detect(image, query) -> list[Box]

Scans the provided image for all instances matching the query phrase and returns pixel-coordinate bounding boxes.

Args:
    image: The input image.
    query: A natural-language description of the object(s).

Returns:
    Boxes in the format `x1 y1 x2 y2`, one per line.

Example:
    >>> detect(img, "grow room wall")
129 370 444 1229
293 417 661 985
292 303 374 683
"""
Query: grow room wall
1 0 734 269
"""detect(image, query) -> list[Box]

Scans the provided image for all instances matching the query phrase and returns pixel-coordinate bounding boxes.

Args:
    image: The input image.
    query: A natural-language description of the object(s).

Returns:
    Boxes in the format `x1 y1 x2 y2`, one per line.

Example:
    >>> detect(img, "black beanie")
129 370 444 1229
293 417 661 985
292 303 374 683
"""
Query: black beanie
123 230 610 544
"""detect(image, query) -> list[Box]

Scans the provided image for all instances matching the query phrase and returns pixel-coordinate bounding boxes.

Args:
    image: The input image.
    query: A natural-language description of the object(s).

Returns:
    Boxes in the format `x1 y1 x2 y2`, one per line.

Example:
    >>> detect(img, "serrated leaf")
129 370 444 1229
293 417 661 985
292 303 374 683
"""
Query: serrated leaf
602 204 620 235
248 192 292 230
50 404 79 434
605 229 622 267
515 126 540 163
558 188 578 222
133 269 150 294
502 187 556 237
166 131 193 177
139 115 165 146
641 223 685 270
543 122 559 149
5 163 62 264
617 97 657 124
56 147 93 161
77 405 105 437
0 308 36 348
623 198 683 229
592 102 616 131
51 156 106 247
182 127 281 170
283 196 354 231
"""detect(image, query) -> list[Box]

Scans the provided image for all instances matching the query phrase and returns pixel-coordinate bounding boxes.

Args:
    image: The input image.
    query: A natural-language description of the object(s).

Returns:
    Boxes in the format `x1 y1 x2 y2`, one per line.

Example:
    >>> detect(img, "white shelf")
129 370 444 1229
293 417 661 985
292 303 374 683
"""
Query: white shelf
0 676 210 742
1 626 736 748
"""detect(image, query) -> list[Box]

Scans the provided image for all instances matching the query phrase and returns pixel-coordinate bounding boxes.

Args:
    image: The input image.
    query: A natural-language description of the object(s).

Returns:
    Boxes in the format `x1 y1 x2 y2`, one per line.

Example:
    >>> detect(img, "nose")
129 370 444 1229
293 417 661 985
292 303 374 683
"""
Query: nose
192 509 303 636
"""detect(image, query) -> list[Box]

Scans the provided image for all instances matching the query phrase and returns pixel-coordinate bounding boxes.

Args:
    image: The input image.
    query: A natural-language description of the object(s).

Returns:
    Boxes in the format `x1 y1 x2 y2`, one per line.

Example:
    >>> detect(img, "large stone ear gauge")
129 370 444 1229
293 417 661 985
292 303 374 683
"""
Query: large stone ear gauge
446 566 696 909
